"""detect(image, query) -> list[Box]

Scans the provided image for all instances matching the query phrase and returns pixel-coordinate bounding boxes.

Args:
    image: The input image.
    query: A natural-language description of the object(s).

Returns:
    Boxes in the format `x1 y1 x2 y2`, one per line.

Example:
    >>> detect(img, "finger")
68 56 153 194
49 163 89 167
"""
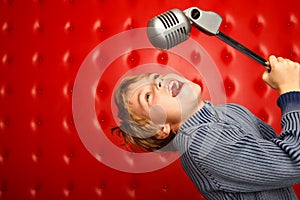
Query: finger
277 57 285 62
262 67 270 82
268 55 277 67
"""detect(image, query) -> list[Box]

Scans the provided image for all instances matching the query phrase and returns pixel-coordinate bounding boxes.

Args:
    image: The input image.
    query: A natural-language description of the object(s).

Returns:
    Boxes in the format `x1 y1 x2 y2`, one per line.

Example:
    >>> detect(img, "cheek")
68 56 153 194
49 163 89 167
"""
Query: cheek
176 84 200 116
151 94 181 124
149 104 167 125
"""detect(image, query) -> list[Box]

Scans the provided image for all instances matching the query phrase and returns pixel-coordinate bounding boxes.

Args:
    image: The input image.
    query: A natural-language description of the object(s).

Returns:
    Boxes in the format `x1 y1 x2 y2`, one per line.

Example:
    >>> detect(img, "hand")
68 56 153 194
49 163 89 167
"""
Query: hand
262 55 300 95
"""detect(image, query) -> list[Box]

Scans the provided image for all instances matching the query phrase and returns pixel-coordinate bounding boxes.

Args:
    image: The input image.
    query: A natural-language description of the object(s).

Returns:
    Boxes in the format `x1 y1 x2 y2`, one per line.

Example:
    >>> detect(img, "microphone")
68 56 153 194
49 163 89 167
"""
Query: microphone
147 8 191 50
147 7 270 68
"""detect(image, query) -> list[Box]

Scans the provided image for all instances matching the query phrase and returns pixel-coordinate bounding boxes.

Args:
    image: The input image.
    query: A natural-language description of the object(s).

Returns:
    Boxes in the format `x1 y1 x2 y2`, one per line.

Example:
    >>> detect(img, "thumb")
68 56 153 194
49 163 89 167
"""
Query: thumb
262 67 270 84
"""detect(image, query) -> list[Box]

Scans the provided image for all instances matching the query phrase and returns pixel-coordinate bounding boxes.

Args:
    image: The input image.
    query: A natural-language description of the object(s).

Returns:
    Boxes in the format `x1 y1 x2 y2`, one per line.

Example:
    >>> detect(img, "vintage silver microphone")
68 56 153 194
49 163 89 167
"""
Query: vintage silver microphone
147 7 270 68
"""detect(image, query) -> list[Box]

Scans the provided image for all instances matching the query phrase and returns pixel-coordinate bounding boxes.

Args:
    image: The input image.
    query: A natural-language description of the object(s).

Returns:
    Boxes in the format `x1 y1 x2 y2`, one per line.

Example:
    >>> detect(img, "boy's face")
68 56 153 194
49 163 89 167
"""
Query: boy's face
127 73 202 130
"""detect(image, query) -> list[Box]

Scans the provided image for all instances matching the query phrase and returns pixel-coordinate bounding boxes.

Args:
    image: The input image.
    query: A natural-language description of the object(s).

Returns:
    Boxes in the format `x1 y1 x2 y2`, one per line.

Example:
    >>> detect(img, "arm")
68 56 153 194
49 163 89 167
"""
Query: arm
263 56 300 161
273 91 300 161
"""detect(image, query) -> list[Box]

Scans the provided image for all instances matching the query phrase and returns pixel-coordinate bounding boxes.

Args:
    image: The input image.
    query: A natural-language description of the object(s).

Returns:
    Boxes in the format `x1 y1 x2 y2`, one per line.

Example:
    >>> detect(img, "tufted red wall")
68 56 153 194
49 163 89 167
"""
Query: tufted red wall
1 0 300 199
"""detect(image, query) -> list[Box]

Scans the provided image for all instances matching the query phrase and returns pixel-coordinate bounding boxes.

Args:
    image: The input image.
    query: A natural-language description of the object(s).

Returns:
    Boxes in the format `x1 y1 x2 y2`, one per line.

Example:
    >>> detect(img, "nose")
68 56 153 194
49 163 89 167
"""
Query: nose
156 79 163 90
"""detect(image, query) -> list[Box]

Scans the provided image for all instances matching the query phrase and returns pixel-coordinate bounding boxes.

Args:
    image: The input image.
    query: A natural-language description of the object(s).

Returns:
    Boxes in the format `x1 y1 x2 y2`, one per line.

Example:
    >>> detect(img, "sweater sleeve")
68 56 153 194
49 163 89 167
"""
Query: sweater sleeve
189 92 300 192
273 91 300 162
256 115 279 140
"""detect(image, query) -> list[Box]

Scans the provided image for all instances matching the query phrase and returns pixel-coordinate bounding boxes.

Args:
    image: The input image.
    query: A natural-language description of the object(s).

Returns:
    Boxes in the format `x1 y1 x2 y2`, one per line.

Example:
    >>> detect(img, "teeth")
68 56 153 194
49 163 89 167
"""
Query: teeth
168 81 174 96
175 81 179 89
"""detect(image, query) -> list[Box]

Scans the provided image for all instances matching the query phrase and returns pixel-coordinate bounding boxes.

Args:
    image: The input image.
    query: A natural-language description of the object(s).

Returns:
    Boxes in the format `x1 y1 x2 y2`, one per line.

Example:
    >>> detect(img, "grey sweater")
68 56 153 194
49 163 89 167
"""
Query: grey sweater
173 92 300 200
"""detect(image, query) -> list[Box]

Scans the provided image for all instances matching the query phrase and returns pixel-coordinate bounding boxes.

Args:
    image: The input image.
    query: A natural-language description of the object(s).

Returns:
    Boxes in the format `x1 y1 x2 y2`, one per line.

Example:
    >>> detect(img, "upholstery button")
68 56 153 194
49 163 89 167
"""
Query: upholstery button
222 14 234 33
162 185 168 191
31 85 44 97
0 150 9 163
0 183 8 194
30 184 41 197
0 84 11 96
286 45 299 60
62 116 74 132
65 21 75 33
190 50 201 65
32 52 44 66
63 51 75 65
286 14 297 28
221 48 234 65
33 20 44 33
223 77 236 97
126 50 140 68
124 17 135 30
257 109 269 123
95 153 104 162
2 54 13 65
0 118 10 127
0 119 8 130
254 77 268 97
63 183 74 197
2 21 12 33
30 118 43 132
157 51 168 65
31 150 42 163
97 111 111 130
99 183 106 189
95 183 106 197
93 20 104 33
63 151 74 165
96 80 109 100
250 15 265 35
63 81 73 99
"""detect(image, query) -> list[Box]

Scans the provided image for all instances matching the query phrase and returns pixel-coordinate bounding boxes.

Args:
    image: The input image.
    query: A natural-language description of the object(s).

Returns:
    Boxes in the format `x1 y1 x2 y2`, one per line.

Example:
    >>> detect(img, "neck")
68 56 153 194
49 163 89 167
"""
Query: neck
172 100 205 133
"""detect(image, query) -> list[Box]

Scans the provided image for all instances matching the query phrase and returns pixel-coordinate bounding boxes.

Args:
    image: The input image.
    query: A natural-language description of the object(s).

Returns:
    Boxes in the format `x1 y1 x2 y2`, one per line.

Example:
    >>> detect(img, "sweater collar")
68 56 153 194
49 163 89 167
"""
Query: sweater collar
179 101 219 132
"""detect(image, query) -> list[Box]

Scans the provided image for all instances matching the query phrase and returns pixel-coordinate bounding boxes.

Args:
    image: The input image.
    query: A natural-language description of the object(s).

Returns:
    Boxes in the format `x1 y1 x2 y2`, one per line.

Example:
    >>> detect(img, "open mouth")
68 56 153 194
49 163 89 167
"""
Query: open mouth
168 80 184 97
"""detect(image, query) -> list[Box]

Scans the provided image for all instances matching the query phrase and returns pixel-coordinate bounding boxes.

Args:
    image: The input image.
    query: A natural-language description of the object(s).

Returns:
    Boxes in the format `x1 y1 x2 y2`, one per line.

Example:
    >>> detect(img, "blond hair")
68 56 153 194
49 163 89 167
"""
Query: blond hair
111 74 176 152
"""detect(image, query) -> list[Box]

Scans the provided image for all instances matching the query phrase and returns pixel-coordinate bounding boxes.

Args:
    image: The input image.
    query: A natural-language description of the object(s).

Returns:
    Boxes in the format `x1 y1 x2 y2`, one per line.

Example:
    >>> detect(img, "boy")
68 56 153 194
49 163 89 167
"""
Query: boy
112 55 300 199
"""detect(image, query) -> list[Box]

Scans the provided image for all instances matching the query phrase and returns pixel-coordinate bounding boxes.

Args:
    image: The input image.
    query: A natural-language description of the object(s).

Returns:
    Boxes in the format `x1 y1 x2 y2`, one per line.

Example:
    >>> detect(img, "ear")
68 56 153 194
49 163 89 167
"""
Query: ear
155 124 171 139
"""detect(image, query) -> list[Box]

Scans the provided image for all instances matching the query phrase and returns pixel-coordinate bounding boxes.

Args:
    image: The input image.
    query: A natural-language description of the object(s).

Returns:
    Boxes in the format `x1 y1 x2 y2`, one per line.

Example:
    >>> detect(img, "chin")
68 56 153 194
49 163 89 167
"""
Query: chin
190 81 202 98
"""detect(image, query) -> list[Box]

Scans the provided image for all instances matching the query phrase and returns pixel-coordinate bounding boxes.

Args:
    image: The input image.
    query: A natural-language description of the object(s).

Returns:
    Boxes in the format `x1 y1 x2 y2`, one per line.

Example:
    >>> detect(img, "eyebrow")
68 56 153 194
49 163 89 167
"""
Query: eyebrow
153 74 159 80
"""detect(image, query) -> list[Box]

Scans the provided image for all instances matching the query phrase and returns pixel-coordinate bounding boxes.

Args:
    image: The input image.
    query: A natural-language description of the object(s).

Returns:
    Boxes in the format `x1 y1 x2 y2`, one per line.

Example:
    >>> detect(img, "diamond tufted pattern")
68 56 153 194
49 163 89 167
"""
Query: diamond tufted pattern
1 0 300 199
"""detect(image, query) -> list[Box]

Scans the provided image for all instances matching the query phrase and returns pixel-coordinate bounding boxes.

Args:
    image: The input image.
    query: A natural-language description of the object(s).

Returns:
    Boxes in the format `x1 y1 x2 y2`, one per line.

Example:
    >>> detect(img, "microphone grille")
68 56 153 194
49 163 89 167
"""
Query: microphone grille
157 10 180 29
147 9 191 50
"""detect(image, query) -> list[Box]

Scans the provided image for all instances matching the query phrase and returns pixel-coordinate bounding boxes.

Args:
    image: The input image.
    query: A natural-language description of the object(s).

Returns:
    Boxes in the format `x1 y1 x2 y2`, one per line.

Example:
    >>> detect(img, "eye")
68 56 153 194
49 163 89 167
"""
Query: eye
145 93 151 102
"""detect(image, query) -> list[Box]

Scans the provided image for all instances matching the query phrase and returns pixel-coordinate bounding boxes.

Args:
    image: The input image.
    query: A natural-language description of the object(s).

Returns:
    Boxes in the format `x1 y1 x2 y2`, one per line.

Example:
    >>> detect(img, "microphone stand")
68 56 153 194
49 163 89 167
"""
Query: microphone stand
216 31 269 67
185 7 270 69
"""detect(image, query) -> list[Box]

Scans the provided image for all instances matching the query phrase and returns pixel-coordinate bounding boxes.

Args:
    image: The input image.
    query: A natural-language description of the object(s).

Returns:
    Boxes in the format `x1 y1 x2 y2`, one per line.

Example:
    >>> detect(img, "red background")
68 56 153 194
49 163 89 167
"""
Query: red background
1 0 300 199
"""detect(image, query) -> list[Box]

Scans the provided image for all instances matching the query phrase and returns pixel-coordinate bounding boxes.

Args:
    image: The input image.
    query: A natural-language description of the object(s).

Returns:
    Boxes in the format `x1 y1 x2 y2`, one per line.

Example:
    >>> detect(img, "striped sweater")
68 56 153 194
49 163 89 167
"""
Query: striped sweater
173 92 300 200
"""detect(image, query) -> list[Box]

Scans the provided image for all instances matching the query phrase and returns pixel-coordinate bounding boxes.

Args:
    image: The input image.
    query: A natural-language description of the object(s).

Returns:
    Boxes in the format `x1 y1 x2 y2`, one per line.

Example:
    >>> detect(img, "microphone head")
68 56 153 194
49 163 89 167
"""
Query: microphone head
147 8 191 50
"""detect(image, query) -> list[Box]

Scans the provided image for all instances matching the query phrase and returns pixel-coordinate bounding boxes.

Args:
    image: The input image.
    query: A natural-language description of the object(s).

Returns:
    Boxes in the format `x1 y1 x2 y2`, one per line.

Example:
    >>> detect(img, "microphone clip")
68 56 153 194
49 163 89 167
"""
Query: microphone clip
184 7 222 36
